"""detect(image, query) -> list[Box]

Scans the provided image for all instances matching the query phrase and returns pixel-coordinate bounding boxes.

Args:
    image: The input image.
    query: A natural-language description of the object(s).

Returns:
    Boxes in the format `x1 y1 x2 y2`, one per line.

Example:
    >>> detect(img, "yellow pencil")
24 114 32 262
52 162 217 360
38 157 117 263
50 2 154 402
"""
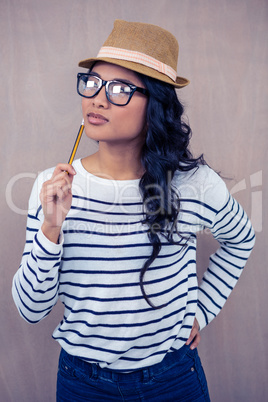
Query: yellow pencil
68 119 84 165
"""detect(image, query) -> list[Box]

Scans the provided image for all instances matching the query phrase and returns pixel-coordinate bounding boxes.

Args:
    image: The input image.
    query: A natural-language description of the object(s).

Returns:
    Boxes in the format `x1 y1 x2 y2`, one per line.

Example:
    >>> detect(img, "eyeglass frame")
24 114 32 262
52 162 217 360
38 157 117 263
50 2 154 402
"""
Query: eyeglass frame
77 72 149 106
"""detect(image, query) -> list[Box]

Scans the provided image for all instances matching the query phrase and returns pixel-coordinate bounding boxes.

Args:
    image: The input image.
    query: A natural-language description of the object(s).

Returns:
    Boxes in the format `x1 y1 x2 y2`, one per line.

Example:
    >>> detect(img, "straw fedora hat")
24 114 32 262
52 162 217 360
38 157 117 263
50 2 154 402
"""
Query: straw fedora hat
78 20 189 88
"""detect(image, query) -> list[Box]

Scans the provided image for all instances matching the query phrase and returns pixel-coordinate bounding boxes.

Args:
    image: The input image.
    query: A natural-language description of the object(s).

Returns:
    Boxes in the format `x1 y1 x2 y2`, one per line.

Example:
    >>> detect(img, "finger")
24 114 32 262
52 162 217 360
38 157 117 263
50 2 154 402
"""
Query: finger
51 171 75 187
55 184 67 201
190 331 201 350
41 179 71 203
185 328 197 345
53 180 72 201
51 163 76 179
186 320 200 344
50 176 72 192
194 318 200 331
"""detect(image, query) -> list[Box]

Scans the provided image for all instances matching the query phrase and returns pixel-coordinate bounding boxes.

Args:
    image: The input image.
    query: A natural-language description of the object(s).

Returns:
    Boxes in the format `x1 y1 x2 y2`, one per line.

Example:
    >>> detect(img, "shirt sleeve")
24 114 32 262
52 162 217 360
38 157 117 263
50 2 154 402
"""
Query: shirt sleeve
12 170 64 324
195 168 256 330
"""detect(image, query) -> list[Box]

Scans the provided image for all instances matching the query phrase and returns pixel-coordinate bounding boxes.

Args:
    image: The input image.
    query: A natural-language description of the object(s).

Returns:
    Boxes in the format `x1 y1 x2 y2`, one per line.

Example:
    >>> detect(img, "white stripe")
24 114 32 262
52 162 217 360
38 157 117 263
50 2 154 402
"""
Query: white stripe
97 46 177 81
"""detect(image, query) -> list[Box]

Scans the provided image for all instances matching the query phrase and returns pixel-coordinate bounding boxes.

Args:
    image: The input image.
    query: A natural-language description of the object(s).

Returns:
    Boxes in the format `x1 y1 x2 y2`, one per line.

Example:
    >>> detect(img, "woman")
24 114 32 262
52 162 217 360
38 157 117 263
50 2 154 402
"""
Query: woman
12 20 255 401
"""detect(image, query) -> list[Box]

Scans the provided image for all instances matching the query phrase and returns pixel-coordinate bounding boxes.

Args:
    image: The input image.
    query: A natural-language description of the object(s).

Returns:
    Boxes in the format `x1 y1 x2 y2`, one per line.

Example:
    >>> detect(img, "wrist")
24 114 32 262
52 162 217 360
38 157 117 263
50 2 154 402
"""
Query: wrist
41 222 62 244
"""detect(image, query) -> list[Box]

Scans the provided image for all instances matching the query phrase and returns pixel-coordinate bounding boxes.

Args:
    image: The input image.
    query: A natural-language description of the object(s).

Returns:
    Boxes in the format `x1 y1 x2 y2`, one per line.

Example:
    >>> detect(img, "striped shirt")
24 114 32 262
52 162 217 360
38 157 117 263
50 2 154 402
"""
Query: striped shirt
12 159 255 371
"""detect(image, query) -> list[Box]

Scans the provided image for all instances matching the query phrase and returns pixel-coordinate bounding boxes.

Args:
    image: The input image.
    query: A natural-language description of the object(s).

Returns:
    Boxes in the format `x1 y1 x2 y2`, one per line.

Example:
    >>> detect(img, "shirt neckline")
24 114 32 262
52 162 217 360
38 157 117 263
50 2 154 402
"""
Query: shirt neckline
74 159 141 186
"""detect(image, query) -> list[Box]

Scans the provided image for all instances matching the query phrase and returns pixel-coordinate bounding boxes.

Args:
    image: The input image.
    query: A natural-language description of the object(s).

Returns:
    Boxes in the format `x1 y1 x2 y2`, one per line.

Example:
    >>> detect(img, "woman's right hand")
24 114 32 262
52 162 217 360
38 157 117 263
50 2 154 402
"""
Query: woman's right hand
40 164 76 243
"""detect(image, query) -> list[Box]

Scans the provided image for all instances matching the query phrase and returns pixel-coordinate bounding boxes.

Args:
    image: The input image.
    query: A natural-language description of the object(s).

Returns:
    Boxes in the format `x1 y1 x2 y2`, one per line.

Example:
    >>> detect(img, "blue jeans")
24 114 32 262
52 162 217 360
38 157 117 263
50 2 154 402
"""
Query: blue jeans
57 344 210 401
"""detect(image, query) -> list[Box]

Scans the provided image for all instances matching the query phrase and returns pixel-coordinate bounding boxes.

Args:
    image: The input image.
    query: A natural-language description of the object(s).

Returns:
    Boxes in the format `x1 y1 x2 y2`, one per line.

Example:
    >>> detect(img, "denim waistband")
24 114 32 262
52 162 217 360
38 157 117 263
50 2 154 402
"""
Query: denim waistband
60 344 193 383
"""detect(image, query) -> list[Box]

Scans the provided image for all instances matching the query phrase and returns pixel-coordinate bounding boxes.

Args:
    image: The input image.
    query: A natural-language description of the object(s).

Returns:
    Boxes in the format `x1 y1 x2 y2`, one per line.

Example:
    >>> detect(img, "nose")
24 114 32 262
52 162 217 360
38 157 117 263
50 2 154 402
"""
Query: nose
92 85 109 108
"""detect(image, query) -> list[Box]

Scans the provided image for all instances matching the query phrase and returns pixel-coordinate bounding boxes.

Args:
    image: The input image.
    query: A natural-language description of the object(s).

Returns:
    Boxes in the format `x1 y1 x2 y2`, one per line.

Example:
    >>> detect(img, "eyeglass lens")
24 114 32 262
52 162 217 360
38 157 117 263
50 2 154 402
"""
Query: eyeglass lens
78 75 133 106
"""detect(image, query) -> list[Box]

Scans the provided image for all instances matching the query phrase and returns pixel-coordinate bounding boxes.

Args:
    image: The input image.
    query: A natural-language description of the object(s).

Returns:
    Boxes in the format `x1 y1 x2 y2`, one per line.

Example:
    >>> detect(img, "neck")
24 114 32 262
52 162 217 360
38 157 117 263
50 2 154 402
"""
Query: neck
83 141 145 180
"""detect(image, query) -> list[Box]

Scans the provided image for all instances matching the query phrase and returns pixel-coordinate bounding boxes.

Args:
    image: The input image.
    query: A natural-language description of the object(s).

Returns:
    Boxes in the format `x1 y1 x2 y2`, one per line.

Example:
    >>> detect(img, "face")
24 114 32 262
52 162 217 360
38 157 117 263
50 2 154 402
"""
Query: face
81 62 148 147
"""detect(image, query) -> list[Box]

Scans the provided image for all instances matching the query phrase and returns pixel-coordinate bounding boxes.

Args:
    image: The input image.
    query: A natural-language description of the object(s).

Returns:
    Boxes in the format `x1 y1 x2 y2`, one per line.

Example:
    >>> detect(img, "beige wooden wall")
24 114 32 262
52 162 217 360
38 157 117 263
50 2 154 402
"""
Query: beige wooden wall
1 0 267 400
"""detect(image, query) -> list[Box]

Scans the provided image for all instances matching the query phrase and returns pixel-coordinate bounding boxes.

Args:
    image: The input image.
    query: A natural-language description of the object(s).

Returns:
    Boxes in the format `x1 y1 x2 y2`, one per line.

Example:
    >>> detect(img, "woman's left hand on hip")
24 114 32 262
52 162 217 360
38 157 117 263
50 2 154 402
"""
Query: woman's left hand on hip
186 318 200 350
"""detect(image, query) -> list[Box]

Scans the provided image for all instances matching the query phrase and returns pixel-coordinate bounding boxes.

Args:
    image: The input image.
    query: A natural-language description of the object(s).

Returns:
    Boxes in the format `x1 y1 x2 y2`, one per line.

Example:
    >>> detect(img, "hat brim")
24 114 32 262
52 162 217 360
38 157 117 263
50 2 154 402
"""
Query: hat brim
78 57 190 88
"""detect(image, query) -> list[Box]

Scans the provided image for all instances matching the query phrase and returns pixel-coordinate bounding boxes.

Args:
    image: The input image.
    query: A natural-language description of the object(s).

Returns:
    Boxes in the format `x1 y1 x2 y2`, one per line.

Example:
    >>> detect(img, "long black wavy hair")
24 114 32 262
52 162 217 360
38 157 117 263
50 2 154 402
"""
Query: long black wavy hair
137 73 205 308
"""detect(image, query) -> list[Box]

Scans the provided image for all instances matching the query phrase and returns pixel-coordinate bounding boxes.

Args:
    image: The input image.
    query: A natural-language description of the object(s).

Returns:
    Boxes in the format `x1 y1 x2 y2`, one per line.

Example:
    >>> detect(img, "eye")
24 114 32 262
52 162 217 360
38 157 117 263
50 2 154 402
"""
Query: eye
109 82 132 95
86 80 96 89
87 76 100 88
81 76 100 95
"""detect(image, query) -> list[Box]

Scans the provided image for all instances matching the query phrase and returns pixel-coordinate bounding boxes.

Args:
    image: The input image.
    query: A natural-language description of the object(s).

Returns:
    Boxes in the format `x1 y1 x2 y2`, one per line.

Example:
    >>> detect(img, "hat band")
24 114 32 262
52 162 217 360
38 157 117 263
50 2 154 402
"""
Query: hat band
97 46 177 82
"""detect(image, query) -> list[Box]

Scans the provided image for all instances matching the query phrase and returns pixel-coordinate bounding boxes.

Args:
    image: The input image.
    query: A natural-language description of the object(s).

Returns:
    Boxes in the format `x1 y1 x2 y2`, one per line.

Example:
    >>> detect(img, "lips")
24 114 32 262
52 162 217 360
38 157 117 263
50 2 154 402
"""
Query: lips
87 113 108 125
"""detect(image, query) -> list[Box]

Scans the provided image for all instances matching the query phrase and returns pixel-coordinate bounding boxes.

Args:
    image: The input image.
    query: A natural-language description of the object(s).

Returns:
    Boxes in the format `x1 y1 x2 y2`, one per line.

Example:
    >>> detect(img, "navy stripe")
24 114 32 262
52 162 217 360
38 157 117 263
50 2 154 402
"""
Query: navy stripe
214 207 245 237
60 250 196 277
180 208 212 225
197 299 216 319
23 267 58 292
26 227 38 233
63 291 190 316
14 282 55 315
218 224 253 245
59 276 196 304
62 240 192 251
36 204 42 219
17 280 58 305
221 246 249 261
244 232 255 244
59 261 194 290
211 197 235 232
222 243 254 252
65 216 142 226
202 278 228 300
212 205 238 235
26 261 56 284
62 304 188 329
206 268 233 290
35 234 62 257
57 324 181 344
70 205 143 216
209 256 240 279
180 198 218 214
178 219 203 227
52 336 128 356
218 194 231 213
213 253 243 270
197 302 209 325
198 288 222 310
73 194 143 207
61 246 187 263
63 241 152 249
39 261 60 272
63 229 148 237
18 306 51 324
22 251 31 257
28 213 40 221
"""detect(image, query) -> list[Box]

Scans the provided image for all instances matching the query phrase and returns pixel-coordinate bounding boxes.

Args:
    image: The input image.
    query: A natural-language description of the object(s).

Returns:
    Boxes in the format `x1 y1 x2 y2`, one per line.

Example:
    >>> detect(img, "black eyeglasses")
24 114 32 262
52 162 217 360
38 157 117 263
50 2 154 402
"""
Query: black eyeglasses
77 73 149 106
